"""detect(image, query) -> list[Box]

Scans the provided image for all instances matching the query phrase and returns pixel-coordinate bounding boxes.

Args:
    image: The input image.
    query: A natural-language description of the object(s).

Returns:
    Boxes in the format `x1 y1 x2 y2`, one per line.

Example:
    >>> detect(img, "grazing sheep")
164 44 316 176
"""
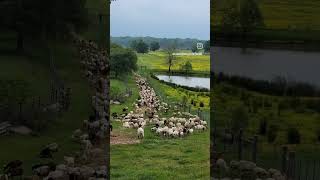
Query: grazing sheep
151 127 157 132
137 126 144 139
188 129 194 134
64 156 75 167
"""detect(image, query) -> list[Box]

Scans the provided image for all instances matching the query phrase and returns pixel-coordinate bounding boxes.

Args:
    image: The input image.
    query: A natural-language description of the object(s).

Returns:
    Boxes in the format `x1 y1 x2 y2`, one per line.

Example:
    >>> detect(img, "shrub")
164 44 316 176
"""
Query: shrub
287 127 301 144
267 124 278 143
199 101 204 107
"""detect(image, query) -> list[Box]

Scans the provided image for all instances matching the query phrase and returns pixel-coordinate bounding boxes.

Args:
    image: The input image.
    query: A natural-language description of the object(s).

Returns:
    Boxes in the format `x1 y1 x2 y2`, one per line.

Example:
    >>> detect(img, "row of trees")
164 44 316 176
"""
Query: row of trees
130 40 160 53
130 39 210 54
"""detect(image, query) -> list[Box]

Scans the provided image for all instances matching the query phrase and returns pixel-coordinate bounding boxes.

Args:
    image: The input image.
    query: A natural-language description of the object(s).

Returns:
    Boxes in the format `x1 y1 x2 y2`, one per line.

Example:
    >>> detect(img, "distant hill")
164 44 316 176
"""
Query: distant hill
111 36 207 50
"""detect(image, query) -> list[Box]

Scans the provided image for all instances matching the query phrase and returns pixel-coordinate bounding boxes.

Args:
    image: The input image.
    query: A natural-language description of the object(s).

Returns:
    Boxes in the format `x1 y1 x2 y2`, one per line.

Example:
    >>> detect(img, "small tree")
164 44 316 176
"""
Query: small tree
191 44 199 53
150 42 160 51
239 0 264 36
180 61 193 74
165 44 177 73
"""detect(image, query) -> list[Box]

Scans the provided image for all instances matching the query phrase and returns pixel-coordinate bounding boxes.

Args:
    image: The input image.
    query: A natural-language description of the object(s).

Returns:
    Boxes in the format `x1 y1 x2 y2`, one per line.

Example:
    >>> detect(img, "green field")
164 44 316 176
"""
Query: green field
213 82 320 169
0 0 107 174
212 0 320 30
0 41 91 174
137 51 210 74
110 51 210 179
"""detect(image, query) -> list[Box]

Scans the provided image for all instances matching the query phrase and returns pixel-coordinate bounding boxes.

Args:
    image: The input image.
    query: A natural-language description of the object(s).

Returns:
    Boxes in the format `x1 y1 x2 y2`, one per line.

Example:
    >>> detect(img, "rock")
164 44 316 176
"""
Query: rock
63 156 74 167
268 168 285 180
79 166 95 179
9 126 32 135
56 164 67 172
33 166 50 177
44 170 66 180
113 101 121 105
254 167 269 178
239 160 256 171
216 158 229 173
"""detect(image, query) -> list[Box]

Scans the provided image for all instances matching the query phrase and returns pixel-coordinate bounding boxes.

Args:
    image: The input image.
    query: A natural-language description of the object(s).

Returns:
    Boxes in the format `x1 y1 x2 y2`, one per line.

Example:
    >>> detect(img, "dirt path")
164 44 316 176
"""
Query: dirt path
110 132 140 145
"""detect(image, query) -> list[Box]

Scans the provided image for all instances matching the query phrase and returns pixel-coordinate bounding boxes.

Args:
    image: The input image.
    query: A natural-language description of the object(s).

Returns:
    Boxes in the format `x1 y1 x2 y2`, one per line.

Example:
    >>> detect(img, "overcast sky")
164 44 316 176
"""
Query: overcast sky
111 0 210 40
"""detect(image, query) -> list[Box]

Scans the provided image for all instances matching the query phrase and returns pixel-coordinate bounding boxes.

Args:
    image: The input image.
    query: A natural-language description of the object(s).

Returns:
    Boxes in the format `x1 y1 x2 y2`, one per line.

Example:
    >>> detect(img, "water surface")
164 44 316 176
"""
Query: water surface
156 75 210 90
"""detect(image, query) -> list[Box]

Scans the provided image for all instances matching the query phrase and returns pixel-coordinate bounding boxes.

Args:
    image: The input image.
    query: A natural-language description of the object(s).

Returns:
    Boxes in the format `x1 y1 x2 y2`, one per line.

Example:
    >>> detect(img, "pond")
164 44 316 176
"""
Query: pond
156 75 210 90
212 46 320 87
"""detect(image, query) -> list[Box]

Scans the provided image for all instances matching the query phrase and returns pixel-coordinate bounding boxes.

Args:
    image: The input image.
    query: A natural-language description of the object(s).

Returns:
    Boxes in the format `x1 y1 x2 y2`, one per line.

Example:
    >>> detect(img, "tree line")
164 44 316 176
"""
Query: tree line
214 72 320 97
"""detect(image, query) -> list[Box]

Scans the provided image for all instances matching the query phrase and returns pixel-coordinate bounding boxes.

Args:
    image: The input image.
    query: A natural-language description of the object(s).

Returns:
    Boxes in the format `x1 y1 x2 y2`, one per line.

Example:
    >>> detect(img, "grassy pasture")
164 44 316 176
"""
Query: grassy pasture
212 0 320 30
137 51 210 74
0 0 107 174
110 52 210 179
213 83 320 169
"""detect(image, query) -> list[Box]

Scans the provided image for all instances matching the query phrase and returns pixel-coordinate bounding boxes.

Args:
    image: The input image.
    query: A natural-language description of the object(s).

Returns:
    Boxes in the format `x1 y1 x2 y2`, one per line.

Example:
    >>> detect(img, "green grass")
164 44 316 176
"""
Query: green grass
111 122 210 180
137 51 210 74
213 83 320 168
110 74 210 179
0 41 91 174
212 0 320 30
110 76 140 114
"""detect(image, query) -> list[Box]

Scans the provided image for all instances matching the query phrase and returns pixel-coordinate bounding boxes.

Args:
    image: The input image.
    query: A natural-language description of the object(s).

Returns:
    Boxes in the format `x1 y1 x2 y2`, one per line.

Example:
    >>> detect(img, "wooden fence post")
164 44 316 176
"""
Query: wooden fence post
252 135 258 163
238 129 243 160
282 146 288 174
288 151 295 179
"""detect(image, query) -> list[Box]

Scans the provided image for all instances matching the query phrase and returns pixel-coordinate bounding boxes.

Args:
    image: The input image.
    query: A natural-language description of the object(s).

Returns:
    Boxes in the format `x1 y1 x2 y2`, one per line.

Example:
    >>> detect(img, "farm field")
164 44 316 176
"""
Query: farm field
110 51 210 179
137 51 210 74
212 0 320 30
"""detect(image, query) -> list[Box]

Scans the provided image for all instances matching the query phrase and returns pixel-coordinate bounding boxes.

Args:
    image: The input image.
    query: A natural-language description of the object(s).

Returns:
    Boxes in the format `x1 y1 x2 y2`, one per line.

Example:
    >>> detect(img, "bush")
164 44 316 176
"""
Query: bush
199 101 204 107
287 127 301 144
267 124 278 143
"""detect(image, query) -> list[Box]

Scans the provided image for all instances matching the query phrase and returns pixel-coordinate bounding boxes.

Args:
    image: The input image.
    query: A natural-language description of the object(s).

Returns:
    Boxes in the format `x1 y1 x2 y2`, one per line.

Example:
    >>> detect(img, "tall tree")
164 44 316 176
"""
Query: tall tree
110 44 137 77
164 44 177 73
239 0 264 35
130 39 149 53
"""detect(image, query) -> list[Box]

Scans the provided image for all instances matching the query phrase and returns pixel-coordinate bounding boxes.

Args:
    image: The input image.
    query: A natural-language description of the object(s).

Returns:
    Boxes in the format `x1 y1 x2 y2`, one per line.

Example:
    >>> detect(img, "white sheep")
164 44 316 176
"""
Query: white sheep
137 127 144 139
188 129 194 134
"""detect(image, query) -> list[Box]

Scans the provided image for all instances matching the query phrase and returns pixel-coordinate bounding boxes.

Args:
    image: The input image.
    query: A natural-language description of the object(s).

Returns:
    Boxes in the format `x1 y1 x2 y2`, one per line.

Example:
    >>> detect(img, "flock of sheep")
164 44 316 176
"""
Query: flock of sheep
120 73 208 139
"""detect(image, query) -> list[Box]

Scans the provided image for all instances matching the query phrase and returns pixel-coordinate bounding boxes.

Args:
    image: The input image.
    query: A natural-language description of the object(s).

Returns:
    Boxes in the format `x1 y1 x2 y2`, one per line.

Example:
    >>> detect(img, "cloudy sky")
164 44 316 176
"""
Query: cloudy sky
111 0 210 40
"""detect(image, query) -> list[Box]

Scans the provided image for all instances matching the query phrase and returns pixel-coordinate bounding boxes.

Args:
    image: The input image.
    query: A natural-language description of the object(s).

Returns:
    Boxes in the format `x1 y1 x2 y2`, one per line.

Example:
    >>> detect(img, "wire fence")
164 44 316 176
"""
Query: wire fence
213 127 320 180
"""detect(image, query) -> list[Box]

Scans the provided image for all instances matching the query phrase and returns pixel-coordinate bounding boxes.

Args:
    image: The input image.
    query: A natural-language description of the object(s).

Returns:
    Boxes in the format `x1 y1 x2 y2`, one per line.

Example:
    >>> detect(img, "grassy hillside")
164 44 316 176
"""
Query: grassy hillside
213 82 320 169
0 0 109 174
212 0 320 30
